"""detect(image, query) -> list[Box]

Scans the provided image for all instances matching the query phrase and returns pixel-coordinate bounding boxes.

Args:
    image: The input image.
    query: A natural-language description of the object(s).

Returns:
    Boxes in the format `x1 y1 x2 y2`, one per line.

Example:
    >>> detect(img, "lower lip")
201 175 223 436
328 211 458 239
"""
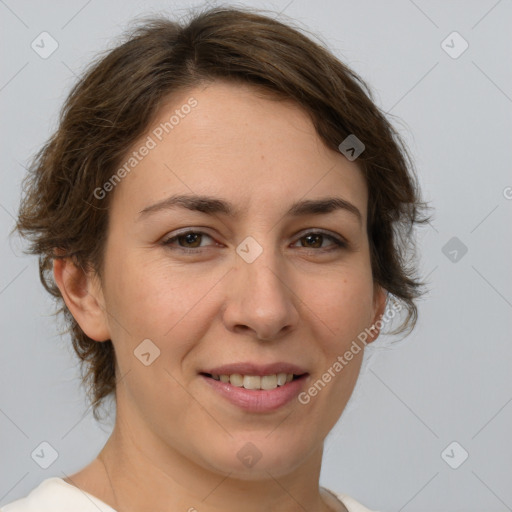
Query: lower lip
201 374 308 413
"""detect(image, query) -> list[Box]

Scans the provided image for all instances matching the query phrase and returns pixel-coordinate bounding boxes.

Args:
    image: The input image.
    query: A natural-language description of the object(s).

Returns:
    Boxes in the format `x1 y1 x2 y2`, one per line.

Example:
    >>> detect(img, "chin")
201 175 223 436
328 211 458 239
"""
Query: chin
196 434 316 480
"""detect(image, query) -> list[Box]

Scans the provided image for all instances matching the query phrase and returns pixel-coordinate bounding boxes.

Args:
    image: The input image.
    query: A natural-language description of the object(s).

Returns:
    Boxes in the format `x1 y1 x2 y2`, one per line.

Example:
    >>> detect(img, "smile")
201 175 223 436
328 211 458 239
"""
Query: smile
199 363 309 412
205 372 297 390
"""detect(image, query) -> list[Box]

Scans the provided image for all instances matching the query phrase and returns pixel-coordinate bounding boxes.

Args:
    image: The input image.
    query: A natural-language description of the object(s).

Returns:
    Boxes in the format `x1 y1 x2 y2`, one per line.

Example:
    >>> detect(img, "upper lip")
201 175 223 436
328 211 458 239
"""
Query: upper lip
201 362 308 376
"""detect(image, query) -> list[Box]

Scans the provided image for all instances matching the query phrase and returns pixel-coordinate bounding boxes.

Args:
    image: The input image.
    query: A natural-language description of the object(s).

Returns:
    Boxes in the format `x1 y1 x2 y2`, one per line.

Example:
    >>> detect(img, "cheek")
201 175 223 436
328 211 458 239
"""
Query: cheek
103 250 225 352
300 266 375 343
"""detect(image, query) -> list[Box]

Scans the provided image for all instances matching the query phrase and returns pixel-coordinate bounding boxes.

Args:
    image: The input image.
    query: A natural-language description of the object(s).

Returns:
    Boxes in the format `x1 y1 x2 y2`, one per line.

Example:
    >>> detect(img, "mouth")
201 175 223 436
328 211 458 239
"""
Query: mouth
198 363 310 412
199 372 307 390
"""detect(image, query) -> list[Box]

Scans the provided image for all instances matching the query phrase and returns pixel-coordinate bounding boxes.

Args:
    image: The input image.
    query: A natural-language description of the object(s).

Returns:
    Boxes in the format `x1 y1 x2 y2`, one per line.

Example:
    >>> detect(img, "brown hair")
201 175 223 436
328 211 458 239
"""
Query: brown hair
15 5 429 420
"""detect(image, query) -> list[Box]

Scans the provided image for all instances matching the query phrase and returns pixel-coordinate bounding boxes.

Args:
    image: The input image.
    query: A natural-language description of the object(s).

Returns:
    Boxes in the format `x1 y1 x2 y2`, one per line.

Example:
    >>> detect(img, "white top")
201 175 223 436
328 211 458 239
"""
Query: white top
0 477 379 512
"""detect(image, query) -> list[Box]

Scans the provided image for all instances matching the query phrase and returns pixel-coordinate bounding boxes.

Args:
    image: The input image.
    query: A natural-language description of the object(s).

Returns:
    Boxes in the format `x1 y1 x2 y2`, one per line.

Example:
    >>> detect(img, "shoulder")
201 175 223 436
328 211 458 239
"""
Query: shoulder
1 478 117 512
322 487 381 512
3 480 377 512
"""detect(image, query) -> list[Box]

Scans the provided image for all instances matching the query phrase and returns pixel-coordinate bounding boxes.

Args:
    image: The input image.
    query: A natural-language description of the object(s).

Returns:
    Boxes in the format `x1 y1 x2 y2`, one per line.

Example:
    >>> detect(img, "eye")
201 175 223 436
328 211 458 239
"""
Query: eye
162 230 216 252
292 231 347 251
161 229 347 254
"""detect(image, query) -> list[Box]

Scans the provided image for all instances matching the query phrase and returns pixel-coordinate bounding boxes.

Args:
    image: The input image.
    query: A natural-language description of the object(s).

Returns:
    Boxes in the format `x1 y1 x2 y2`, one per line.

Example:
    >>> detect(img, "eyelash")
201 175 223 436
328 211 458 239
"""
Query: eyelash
161 229 348 254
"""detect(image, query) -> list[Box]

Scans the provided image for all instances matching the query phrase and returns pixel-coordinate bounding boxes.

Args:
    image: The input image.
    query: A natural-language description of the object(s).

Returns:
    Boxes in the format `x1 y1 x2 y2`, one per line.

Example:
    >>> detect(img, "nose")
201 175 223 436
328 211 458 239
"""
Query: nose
222 244 300 341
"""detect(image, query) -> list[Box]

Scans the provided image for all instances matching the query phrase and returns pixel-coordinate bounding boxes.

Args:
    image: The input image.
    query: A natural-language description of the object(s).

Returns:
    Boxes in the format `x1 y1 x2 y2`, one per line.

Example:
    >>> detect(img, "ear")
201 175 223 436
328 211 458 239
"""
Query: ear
53 257 110 342
366 284 388 344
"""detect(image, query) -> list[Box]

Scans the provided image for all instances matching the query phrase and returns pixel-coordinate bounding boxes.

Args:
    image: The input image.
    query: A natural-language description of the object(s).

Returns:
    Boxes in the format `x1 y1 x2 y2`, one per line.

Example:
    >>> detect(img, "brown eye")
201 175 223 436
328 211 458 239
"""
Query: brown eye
176 232 203 248
162 231 214 251
294 231 346 251
301 233 323 248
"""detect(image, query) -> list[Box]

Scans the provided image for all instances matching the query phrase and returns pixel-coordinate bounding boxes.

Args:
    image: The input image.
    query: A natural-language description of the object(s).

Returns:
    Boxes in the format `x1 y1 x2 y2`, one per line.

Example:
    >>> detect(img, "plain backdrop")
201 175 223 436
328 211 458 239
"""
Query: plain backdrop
1 1 511 511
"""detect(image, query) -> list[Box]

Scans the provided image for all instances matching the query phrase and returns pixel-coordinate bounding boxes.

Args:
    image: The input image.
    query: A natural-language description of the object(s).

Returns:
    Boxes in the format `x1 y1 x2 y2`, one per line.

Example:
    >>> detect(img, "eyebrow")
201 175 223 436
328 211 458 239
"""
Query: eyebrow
138 194 362 225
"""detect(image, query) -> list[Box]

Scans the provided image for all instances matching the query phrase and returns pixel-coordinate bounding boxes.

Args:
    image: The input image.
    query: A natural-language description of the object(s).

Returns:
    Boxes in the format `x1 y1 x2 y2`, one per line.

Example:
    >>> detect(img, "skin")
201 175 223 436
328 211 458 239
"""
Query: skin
54 80 387 512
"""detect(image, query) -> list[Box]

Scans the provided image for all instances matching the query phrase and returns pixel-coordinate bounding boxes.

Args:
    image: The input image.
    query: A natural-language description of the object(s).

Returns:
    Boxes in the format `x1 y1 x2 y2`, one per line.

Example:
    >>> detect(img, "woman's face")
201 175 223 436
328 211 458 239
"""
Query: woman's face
92 81 386 479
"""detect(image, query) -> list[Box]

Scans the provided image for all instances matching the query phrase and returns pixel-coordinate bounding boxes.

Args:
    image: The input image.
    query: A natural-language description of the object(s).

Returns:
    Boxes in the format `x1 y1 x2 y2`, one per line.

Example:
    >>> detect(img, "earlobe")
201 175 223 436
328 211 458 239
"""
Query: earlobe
53 257 110 342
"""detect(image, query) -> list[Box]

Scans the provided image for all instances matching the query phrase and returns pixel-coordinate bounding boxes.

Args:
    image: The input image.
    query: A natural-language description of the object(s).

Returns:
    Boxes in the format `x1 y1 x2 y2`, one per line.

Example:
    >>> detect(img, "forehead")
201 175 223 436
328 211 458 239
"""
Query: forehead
109 80 368 222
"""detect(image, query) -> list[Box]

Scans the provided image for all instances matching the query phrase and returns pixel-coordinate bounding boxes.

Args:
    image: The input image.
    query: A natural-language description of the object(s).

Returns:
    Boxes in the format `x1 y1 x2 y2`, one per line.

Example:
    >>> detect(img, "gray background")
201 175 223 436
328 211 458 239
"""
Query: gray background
1 1 511 511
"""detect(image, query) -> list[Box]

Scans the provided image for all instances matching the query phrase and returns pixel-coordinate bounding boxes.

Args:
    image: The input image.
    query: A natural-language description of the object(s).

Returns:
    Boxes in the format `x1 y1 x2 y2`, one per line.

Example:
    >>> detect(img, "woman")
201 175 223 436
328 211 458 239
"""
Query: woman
5 5 427 512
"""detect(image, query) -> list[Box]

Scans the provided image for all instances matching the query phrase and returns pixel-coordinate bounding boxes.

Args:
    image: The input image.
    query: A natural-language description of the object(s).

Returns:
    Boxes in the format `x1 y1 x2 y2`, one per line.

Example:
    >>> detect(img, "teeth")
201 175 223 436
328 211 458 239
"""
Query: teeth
243 375 261 390
210 372 296 390
261 375 277 390
230 373 243 387
276 373 287 386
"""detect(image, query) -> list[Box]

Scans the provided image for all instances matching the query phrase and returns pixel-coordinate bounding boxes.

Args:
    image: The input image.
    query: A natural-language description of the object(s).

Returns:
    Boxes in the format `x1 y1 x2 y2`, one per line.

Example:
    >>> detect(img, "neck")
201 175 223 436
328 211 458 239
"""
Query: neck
97 413 337 512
